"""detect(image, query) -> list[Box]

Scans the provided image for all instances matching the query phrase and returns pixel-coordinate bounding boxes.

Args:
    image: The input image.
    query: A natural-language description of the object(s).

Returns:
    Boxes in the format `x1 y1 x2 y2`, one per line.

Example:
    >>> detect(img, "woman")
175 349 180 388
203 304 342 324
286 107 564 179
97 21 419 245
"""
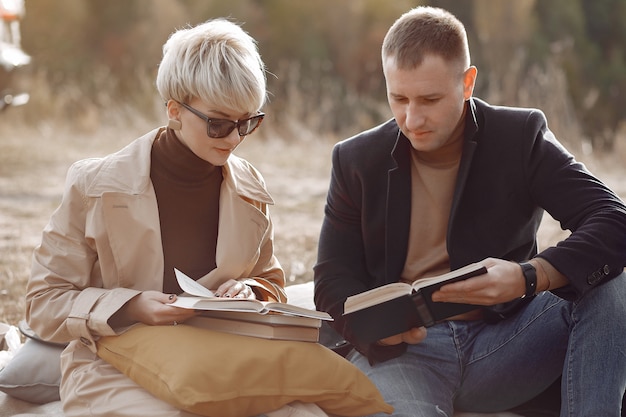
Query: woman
25 19 287 416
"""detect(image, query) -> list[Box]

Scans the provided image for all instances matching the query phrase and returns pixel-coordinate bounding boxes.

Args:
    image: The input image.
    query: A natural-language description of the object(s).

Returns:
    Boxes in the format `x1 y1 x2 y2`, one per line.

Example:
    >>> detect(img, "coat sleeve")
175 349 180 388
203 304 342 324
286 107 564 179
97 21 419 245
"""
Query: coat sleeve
241 202 287 303
25 161 139 352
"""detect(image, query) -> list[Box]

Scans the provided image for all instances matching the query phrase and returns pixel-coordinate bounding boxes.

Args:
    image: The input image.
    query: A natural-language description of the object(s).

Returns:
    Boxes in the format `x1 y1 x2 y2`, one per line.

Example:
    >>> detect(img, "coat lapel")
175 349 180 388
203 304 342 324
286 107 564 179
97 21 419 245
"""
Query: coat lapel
89 130 165 289
91 132 274 292
196 188 269 289
100 190 164 289
196 156 273 289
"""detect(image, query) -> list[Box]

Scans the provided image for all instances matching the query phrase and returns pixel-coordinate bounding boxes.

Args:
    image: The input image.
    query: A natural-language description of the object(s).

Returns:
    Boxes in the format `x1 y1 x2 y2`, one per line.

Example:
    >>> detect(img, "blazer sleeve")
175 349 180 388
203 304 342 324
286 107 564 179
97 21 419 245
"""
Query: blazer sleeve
522 110 626 297
314 141 404 363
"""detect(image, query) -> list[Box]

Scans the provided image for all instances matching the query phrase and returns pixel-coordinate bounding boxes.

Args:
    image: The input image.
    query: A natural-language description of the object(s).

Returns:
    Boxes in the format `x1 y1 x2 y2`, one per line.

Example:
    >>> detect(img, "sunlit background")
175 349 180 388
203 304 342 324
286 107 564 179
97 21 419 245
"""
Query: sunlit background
3 0 626 150
1 0 625 325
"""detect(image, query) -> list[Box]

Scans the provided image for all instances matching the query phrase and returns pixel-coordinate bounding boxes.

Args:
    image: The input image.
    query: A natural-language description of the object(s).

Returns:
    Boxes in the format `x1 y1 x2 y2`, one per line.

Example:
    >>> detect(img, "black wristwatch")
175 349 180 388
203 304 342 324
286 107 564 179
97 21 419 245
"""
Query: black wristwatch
519 262 537 298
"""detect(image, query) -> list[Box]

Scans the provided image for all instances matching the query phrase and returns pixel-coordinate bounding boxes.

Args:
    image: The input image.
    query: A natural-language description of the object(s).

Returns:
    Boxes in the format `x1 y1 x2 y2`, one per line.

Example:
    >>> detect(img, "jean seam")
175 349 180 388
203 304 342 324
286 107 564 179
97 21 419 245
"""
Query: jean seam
448 321 465 405
466 296 565 366
563 298 581 417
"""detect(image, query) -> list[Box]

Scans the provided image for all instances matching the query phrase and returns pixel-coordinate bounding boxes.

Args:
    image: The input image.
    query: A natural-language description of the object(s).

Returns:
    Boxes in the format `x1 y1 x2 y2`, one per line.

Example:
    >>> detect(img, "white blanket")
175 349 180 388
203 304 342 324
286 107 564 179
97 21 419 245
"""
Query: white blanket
0 282 519 417
0 395 63 417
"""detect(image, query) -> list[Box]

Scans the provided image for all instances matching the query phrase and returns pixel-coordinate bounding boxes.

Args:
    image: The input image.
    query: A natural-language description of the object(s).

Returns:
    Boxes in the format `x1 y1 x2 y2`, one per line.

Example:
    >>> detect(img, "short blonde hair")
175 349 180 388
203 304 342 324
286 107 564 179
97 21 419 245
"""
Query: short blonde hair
156 18 267 114
382 6 470 71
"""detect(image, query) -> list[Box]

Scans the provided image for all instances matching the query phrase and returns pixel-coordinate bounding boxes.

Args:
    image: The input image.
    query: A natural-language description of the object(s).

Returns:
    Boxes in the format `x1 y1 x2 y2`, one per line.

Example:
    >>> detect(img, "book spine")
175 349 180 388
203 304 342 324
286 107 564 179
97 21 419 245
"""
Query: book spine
412 292 434 327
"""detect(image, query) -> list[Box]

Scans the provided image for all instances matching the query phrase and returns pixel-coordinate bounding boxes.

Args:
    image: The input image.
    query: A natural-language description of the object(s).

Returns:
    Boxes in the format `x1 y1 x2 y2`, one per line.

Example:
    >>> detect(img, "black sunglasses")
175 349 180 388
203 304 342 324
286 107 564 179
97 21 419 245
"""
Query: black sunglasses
178 102 264 138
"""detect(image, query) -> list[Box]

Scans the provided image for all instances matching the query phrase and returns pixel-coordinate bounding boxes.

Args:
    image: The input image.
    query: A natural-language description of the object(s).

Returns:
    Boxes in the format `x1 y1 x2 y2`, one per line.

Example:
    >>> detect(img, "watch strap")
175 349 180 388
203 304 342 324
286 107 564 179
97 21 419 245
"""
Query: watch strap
519 262 537 298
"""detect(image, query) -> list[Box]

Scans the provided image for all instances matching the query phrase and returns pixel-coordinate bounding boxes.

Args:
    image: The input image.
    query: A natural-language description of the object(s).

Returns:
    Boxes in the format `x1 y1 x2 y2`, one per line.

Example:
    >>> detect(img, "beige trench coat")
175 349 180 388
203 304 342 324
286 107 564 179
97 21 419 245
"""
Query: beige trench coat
24 128 287 416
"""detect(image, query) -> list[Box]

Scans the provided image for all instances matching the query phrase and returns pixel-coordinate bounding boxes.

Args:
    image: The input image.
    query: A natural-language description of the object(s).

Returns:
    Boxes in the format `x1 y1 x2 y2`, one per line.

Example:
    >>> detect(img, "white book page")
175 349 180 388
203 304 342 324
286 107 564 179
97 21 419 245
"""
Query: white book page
344 282 411 314
174 268 215 298
411 262 485 291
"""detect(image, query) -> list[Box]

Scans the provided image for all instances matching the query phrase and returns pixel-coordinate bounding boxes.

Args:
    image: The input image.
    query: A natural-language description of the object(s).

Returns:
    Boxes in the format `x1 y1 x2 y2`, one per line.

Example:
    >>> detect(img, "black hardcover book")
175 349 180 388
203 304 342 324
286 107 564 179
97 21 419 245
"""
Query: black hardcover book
343 263 487 343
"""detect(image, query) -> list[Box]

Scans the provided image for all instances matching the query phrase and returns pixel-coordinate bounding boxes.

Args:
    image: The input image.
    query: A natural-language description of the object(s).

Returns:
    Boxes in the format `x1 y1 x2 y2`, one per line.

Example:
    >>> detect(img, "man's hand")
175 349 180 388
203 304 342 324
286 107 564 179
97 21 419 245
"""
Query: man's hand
431 258 525 305
377 326 427 346
373 258 526 347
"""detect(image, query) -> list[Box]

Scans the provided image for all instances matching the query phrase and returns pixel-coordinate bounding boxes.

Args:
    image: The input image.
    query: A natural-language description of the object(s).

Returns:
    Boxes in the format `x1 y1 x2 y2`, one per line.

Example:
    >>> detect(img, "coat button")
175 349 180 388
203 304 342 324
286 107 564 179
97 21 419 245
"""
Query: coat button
603 265 610 275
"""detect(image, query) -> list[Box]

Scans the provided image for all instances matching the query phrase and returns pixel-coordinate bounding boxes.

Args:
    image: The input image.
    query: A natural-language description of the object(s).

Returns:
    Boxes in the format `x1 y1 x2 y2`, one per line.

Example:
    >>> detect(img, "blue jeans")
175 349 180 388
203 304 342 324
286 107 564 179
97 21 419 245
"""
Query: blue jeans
348 273 626 417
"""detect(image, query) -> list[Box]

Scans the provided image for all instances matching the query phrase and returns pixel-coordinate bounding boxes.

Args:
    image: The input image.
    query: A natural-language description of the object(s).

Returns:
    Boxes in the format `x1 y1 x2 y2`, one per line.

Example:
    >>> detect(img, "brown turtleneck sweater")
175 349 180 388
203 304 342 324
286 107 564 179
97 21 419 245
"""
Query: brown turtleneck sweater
150 129 222 294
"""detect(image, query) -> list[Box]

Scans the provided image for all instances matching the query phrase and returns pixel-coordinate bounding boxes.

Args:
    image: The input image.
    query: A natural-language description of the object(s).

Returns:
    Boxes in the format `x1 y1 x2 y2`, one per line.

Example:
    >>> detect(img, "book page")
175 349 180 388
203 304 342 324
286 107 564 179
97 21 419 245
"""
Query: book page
343 282 412 314
170 296 265 312
174 268 215 297
198 310 323 328
411 262 486 291
262 302 333 320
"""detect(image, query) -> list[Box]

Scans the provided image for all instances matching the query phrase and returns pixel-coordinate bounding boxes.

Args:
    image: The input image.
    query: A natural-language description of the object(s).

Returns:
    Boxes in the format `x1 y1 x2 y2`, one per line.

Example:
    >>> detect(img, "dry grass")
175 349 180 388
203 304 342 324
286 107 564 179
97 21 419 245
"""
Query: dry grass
0 115 625 328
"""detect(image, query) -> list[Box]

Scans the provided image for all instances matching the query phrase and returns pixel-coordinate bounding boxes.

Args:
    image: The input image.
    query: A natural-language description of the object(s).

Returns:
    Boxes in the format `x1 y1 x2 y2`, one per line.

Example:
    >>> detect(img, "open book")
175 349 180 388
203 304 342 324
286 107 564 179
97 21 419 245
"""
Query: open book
197 309 323 328
343 262 487 343
170 269 332 321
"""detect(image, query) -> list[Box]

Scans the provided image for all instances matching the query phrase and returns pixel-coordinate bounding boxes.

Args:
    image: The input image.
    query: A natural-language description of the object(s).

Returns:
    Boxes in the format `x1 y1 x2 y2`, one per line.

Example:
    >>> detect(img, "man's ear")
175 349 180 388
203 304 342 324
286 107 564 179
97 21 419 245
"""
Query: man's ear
463 66 478 100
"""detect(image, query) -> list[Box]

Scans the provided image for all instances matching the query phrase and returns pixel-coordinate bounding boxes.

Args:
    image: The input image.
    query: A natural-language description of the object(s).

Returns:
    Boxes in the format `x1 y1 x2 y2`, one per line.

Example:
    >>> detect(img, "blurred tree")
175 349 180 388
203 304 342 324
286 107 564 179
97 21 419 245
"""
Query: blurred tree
578 0 626 150
13 0 626 149
255 0 415 135
528 0 626 150
20 0 89 77
472 0 536 104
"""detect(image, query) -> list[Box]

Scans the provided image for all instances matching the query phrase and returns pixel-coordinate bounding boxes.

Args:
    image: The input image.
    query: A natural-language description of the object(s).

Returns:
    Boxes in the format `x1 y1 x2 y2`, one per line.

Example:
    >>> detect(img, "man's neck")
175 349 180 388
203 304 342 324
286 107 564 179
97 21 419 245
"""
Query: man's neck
415 123 465 167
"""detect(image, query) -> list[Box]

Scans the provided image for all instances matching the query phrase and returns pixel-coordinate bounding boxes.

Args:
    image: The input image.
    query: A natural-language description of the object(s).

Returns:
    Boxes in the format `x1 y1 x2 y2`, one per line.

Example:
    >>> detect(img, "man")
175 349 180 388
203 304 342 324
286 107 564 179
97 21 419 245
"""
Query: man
314 6 626 416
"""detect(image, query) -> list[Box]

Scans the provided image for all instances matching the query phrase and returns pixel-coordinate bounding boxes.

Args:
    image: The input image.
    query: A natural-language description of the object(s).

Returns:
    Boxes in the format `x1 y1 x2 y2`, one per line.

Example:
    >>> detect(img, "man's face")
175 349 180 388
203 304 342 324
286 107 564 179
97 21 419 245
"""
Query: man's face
383 54 476 153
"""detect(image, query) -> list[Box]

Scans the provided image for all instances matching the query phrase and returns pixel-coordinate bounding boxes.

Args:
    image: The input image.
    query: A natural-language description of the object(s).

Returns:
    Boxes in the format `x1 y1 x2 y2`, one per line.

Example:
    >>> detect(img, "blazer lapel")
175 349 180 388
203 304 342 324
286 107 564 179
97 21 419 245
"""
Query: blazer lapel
448 101 480 247
385 132 412 283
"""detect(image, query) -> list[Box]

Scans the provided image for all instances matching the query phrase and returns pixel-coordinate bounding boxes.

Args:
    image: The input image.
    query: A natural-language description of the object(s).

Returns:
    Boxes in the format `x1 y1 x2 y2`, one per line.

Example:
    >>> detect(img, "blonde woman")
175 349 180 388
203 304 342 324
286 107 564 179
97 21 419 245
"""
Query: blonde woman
26 19 287 417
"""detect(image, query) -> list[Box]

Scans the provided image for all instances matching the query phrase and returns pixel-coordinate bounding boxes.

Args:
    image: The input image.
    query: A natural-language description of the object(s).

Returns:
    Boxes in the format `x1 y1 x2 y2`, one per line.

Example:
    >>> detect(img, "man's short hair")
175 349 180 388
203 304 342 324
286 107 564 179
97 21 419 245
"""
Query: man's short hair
382 6 470 70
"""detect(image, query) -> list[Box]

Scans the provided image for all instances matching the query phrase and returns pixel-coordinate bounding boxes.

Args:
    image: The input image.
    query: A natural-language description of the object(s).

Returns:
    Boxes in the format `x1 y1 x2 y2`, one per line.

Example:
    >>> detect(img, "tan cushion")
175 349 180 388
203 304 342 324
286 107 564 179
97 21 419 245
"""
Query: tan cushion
97 324 393 417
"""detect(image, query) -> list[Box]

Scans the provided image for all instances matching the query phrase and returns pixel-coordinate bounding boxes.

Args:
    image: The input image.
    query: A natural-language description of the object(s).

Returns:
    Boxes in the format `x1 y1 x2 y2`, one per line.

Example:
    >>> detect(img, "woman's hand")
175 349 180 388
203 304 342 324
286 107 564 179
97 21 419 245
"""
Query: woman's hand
213 279 256 299
109 291 197 328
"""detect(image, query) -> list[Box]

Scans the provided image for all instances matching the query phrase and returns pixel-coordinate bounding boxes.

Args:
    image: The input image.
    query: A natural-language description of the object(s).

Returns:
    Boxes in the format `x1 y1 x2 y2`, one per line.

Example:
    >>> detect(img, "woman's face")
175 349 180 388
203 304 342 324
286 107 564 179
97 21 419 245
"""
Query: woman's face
168 98 253 166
